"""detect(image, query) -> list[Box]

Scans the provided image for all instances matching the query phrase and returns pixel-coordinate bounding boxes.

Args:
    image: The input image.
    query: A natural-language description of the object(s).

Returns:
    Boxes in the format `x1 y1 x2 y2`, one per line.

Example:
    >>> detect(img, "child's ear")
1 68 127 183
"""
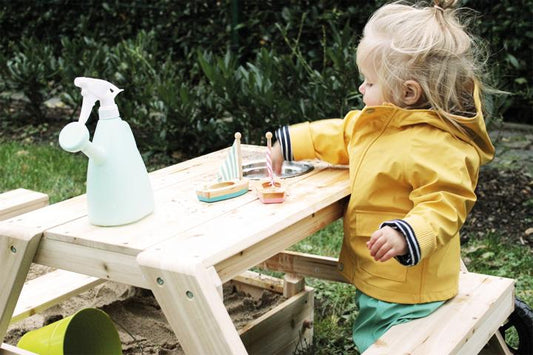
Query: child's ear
402 80 422 106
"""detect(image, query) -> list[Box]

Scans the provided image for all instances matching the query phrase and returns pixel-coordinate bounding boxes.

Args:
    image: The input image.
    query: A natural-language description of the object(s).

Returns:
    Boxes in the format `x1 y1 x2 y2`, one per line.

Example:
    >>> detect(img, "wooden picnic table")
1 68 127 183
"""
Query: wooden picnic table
0 144 350 354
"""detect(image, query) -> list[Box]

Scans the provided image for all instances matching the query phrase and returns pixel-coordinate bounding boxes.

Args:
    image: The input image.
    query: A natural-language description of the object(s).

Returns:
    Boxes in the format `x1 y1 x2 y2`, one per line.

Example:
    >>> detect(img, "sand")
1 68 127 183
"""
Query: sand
4 264 285 354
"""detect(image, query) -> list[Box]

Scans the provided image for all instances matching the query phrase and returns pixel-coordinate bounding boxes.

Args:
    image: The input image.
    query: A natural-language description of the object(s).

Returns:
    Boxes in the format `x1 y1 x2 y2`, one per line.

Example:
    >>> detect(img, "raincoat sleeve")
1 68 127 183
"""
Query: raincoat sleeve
400 138 481 261
282 114 358 165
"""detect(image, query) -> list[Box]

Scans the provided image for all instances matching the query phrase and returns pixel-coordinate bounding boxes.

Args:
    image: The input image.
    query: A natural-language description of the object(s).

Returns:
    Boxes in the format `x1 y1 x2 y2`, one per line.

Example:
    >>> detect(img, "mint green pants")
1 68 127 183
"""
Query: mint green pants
353 291 444 353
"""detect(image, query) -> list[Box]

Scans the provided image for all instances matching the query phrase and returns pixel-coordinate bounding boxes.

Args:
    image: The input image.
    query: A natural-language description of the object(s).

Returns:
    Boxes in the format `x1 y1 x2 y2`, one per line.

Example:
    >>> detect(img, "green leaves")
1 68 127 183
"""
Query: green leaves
1 22 362 159
1 0 530 160
1 38 59 122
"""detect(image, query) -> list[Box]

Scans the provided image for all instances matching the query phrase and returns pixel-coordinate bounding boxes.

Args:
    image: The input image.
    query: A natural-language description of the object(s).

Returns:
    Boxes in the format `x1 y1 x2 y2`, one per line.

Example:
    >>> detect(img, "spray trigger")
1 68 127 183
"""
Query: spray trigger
75 77 123 124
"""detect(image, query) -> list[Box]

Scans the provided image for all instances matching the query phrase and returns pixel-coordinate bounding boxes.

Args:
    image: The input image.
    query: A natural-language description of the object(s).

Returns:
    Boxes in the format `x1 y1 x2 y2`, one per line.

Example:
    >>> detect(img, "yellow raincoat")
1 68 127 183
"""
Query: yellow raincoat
288 90 494 303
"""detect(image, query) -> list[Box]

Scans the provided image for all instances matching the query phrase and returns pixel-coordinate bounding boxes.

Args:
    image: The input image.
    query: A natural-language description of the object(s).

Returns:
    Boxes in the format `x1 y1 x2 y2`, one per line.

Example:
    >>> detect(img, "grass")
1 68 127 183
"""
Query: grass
0 140 86 203
1 139 531 353
462 235 533 349
462 234 533 304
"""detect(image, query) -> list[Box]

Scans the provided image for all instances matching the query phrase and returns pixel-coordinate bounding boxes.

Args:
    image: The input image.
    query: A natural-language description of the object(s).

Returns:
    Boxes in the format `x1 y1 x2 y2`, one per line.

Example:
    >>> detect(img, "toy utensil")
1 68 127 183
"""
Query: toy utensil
257 132 286 204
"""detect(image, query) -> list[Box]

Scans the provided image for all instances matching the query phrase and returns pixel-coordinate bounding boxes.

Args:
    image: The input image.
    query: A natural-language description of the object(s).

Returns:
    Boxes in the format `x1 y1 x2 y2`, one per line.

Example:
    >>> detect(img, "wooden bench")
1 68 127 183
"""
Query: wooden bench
1 189 105 352
261 250 515 355
10 270 104 324
0 189 48 222
1 189 314 355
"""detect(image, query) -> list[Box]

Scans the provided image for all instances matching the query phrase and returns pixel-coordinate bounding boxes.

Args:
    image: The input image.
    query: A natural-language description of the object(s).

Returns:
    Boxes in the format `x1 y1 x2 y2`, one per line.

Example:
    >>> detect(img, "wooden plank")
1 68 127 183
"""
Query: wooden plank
0 146 260 258
260 250 347 283
0 343 37 355
0 189 48 221
0 226 42 337
137 253 248 354
263 252 514 354
0 194 87 234
203 168 349 267
283 273 305 298
141 168 348 285
216 202 345 283
32 165 346 290
42 157 339 257
0 189 49 337
34 238 146 288
1 193 88 336
240 286 314 354
364 272 515 355
0 189 104 329
455 281 514 355
479 331 512 355
42 178 259 255
462 258 511 355
223 269 315 354
231 270 285 296
1 146 263 254
35 163 347 295
11 270 104 324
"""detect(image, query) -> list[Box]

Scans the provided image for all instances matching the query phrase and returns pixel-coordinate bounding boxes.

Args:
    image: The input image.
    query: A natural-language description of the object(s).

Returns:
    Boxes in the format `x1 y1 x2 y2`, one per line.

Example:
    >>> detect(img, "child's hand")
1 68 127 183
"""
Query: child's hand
271 142 284 176
367 226 408 262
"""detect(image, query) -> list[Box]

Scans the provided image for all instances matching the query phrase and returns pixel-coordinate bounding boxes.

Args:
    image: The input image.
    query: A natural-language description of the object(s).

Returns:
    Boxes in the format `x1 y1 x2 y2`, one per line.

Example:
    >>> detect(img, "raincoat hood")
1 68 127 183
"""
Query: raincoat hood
367 84 495 164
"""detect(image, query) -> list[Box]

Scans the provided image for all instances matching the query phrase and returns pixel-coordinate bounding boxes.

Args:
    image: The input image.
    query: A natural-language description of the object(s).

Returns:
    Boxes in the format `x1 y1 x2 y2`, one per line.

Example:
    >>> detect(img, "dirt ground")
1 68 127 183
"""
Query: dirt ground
2 119 532 353
461 125 533 247
5 267 285 354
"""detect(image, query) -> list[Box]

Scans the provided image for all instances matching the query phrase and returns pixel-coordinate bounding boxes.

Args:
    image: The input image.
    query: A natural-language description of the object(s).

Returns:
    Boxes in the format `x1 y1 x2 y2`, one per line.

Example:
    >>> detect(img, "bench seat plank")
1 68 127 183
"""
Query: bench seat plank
364 271 515 355
11 270 104 324
261 251 515 355
0 189 48 221
0 342 37 355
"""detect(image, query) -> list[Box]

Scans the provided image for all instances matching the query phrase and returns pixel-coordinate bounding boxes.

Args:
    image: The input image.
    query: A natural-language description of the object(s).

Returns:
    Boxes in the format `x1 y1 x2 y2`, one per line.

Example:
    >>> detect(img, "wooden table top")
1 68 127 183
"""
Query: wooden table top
2 145 350 271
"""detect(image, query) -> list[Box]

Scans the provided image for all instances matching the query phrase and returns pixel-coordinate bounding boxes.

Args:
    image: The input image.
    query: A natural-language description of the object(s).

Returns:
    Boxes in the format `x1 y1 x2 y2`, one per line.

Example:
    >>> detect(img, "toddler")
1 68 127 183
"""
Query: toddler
272 0 495 351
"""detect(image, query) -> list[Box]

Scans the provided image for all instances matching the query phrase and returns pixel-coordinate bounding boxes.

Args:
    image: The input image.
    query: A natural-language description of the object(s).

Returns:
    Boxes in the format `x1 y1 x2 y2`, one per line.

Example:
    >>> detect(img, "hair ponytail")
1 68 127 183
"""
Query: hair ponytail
433 0 458 10
357 1 489 129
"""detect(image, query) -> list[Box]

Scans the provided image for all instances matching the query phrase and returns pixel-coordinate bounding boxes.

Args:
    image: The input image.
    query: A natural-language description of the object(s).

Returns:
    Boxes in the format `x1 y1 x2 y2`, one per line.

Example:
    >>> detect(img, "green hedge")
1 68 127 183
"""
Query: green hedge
0 1 530 158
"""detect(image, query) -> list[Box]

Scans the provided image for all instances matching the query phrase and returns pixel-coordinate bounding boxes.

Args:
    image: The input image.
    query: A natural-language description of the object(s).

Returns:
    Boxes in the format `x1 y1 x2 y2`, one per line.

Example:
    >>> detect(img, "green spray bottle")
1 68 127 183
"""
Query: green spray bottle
59 77 154 226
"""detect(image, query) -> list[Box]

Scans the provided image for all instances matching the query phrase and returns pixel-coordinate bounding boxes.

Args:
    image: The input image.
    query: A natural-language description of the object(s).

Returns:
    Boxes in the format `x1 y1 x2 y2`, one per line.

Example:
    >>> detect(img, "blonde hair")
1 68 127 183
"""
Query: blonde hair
357 0 487 124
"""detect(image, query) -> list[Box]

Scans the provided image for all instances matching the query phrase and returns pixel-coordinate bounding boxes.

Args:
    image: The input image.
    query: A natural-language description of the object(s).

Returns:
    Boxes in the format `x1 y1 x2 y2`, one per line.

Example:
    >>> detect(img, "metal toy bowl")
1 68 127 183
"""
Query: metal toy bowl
242 161 314 180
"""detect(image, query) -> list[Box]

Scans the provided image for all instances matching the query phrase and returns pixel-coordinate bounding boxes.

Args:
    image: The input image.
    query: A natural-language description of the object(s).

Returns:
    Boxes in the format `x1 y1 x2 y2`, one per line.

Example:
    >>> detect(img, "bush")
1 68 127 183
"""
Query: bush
0 37 60 123
0 1 530 158
464 0 533 123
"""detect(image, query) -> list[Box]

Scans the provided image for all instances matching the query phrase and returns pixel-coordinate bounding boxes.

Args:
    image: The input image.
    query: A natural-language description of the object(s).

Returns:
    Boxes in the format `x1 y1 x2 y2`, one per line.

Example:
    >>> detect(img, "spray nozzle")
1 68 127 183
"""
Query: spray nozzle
74 77 123 124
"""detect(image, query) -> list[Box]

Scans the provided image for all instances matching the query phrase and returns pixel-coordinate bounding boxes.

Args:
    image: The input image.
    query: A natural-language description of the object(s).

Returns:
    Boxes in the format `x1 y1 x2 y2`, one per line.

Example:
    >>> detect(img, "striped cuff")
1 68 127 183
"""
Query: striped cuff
275 126 293 161
380 219 421 266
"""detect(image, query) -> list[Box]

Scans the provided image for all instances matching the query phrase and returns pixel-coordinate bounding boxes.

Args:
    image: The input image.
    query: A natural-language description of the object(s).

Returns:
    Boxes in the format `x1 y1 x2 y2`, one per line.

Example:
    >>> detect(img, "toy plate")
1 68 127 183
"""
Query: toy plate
242 161 314 180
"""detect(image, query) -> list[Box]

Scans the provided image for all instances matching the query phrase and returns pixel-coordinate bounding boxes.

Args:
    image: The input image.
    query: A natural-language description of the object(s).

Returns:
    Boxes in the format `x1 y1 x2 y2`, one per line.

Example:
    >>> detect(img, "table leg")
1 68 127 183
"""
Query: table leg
137 252 247 354
0 229 42 337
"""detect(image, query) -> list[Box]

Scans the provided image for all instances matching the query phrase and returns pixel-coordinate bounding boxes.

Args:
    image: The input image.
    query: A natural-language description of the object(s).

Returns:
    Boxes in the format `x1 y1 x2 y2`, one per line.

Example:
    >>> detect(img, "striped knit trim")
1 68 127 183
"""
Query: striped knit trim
275 126 293 161
381 219 421 266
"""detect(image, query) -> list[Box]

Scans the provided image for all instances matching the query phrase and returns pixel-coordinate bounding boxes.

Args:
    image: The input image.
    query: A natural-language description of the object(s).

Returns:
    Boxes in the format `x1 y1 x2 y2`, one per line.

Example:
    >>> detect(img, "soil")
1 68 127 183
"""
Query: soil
2 117 532 353
4 268 285 354
461 166 533 246
460 125 533 247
